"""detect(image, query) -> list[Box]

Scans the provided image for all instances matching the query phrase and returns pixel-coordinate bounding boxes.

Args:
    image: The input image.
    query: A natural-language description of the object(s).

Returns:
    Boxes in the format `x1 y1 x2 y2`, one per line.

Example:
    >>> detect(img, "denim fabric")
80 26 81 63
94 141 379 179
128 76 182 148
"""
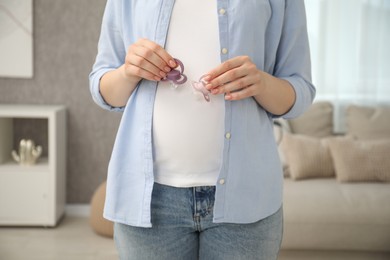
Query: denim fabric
114 183 283 260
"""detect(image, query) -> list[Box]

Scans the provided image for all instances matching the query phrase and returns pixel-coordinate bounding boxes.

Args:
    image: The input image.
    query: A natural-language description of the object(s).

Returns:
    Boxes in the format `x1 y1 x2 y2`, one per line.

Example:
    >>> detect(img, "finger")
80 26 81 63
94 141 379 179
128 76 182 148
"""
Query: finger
137 38 177 68
125 63 161 82
127 53 166 79
131 45 171 74
206 66 247 90
225 85 255 101
206 57 243 79
210 74 253 95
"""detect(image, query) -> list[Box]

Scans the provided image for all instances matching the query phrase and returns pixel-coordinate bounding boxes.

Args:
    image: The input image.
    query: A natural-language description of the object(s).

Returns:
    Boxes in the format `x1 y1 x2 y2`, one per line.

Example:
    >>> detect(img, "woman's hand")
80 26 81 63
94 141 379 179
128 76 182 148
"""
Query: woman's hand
204 55 296 115
124 38 177 82
100 38 177 107
204 56 267 101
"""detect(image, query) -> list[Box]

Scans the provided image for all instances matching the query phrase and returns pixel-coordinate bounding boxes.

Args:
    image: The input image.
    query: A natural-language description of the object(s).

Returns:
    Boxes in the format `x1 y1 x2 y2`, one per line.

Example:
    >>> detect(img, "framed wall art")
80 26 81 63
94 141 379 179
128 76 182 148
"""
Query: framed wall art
0 0 33 78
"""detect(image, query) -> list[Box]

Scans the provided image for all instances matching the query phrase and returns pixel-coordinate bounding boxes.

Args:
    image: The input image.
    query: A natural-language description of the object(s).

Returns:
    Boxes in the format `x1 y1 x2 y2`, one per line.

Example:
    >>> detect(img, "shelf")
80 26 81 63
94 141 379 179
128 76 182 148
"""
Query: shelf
0 104 66 226
0 104 65 118
0 158 50 174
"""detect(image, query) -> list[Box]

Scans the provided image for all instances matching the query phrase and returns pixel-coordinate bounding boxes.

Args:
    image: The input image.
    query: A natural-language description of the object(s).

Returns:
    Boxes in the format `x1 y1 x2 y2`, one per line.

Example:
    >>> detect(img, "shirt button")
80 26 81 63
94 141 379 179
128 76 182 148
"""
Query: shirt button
221 48 228 54
225 132 231 139
219 9 226 15
219 179 225 185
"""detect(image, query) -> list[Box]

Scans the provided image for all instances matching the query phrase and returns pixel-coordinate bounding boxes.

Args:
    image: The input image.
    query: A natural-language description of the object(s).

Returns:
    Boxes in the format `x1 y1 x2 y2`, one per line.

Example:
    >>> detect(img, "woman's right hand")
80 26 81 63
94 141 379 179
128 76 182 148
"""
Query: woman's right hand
100 38 176 107
124 38 177 82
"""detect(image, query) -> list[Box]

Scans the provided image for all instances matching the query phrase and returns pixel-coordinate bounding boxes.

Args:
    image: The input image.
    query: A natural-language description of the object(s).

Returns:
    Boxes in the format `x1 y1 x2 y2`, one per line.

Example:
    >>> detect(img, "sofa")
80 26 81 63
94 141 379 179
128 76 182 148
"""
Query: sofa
277 101 390 260
90 101 390 259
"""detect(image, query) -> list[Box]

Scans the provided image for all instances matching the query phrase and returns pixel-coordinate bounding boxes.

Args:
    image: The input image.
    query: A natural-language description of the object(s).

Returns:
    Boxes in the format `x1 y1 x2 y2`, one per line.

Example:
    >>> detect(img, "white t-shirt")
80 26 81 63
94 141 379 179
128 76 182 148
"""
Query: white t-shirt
153 0 225 187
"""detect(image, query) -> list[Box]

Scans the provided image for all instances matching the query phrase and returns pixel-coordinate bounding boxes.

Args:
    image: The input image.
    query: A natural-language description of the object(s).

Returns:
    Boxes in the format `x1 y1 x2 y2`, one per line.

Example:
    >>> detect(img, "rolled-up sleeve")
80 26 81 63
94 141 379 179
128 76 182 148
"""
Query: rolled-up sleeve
274 0 316 119
89 0 126 112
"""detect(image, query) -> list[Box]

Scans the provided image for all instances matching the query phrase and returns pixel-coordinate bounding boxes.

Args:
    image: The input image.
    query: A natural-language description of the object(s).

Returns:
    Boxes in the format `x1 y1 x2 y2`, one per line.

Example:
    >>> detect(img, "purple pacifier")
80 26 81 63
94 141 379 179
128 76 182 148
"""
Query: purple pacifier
162 58 187 85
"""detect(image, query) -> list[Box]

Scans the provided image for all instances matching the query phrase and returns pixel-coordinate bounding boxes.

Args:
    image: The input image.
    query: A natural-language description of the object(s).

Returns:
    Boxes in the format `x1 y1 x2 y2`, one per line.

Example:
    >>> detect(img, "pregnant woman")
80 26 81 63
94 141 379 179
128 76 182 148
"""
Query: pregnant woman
89 1 315 259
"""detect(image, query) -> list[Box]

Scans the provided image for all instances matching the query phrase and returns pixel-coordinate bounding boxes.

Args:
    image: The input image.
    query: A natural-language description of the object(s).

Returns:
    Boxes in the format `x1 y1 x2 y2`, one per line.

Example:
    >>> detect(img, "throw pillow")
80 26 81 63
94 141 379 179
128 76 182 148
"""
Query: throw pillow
346 105 390 140
277 101 334 177
280 133 334 180
326 137 390 182
273 118 290 176
288 101 334 137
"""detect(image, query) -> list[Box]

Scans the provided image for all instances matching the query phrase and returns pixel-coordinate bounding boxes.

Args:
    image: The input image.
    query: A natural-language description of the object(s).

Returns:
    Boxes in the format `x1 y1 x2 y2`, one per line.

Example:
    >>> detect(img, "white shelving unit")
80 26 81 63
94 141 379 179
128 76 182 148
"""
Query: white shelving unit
0 105 66 226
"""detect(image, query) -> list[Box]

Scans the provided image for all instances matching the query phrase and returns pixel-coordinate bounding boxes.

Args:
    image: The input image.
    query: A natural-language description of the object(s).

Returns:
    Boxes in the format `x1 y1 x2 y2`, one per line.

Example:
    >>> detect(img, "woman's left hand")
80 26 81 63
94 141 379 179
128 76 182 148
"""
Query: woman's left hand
204 56 267 101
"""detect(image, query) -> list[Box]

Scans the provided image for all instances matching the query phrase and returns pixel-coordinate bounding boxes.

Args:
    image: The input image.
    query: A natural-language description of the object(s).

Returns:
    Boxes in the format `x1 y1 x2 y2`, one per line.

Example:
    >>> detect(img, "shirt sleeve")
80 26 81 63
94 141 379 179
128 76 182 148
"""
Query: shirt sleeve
89 0 126 112
273 0 316 119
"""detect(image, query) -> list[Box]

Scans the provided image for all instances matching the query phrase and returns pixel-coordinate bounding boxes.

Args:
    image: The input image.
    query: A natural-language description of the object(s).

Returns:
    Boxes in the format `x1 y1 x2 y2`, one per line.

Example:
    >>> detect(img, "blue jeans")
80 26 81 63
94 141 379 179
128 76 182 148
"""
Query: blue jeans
114 183 283 260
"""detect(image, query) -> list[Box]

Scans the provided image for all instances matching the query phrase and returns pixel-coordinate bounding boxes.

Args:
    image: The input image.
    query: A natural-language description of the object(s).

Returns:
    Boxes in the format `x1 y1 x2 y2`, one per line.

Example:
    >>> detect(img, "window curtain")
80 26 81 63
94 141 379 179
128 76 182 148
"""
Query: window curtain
305 0 390 103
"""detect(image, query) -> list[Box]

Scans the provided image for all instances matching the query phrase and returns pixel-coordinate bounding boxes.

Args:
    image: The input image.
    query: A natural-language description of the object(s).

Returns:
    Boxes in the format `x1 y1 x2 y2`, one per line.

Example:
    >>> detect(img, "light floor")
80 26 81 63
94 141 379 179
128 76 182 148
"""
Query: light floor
1 217 389 260
0 216 118 260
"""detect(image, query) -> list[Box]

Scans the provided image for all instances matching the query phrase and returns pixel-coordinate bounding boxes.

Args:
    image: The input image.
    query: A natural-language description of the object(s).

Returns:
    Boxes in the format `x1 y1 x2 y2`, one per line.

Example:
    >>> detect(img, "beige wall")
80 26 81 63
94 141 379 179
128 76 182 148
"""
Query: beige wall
0 0 122 203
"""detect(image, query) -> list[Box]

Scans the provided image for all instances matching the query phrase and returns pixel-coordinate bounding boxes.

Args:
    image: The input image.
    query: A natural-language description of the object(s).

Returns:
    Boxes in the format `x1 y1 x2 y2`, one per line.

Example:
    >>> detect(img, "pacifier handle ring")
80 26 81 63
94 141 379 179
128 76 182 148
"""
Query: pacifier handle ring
174 58 185 74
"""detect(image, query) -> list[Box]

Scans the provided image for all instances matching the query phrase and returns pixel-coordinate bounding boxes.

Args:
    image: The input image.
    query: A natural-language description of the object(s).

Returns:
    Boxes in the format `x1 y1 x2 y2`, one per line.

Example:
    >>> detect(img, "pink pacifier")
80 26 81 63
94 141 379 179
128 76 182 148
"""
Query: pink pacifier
192 75 211 102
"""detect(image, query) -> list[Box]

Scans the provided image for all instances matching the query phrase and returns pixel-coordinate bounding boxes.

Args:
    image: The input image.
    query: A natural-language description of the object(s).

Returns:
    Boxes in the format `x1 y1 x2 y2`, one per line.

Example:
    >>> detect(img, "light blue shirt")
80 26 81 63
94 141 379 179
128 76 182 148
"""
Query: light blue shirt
89 0 315 227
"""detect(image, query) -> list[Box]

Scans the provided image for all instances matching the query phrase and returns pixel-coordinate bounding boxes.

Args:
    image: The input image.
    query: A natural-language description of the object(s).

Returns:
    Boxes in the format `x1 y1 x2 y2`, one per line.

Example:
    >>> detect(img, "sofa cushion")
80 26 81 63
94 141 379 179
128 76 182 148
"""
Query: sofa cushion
346 105 390 140
281 133 334 180
273 120 291 176
288 101 334 137
282 178 390 251
326 137 390 182
277 101 334 177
